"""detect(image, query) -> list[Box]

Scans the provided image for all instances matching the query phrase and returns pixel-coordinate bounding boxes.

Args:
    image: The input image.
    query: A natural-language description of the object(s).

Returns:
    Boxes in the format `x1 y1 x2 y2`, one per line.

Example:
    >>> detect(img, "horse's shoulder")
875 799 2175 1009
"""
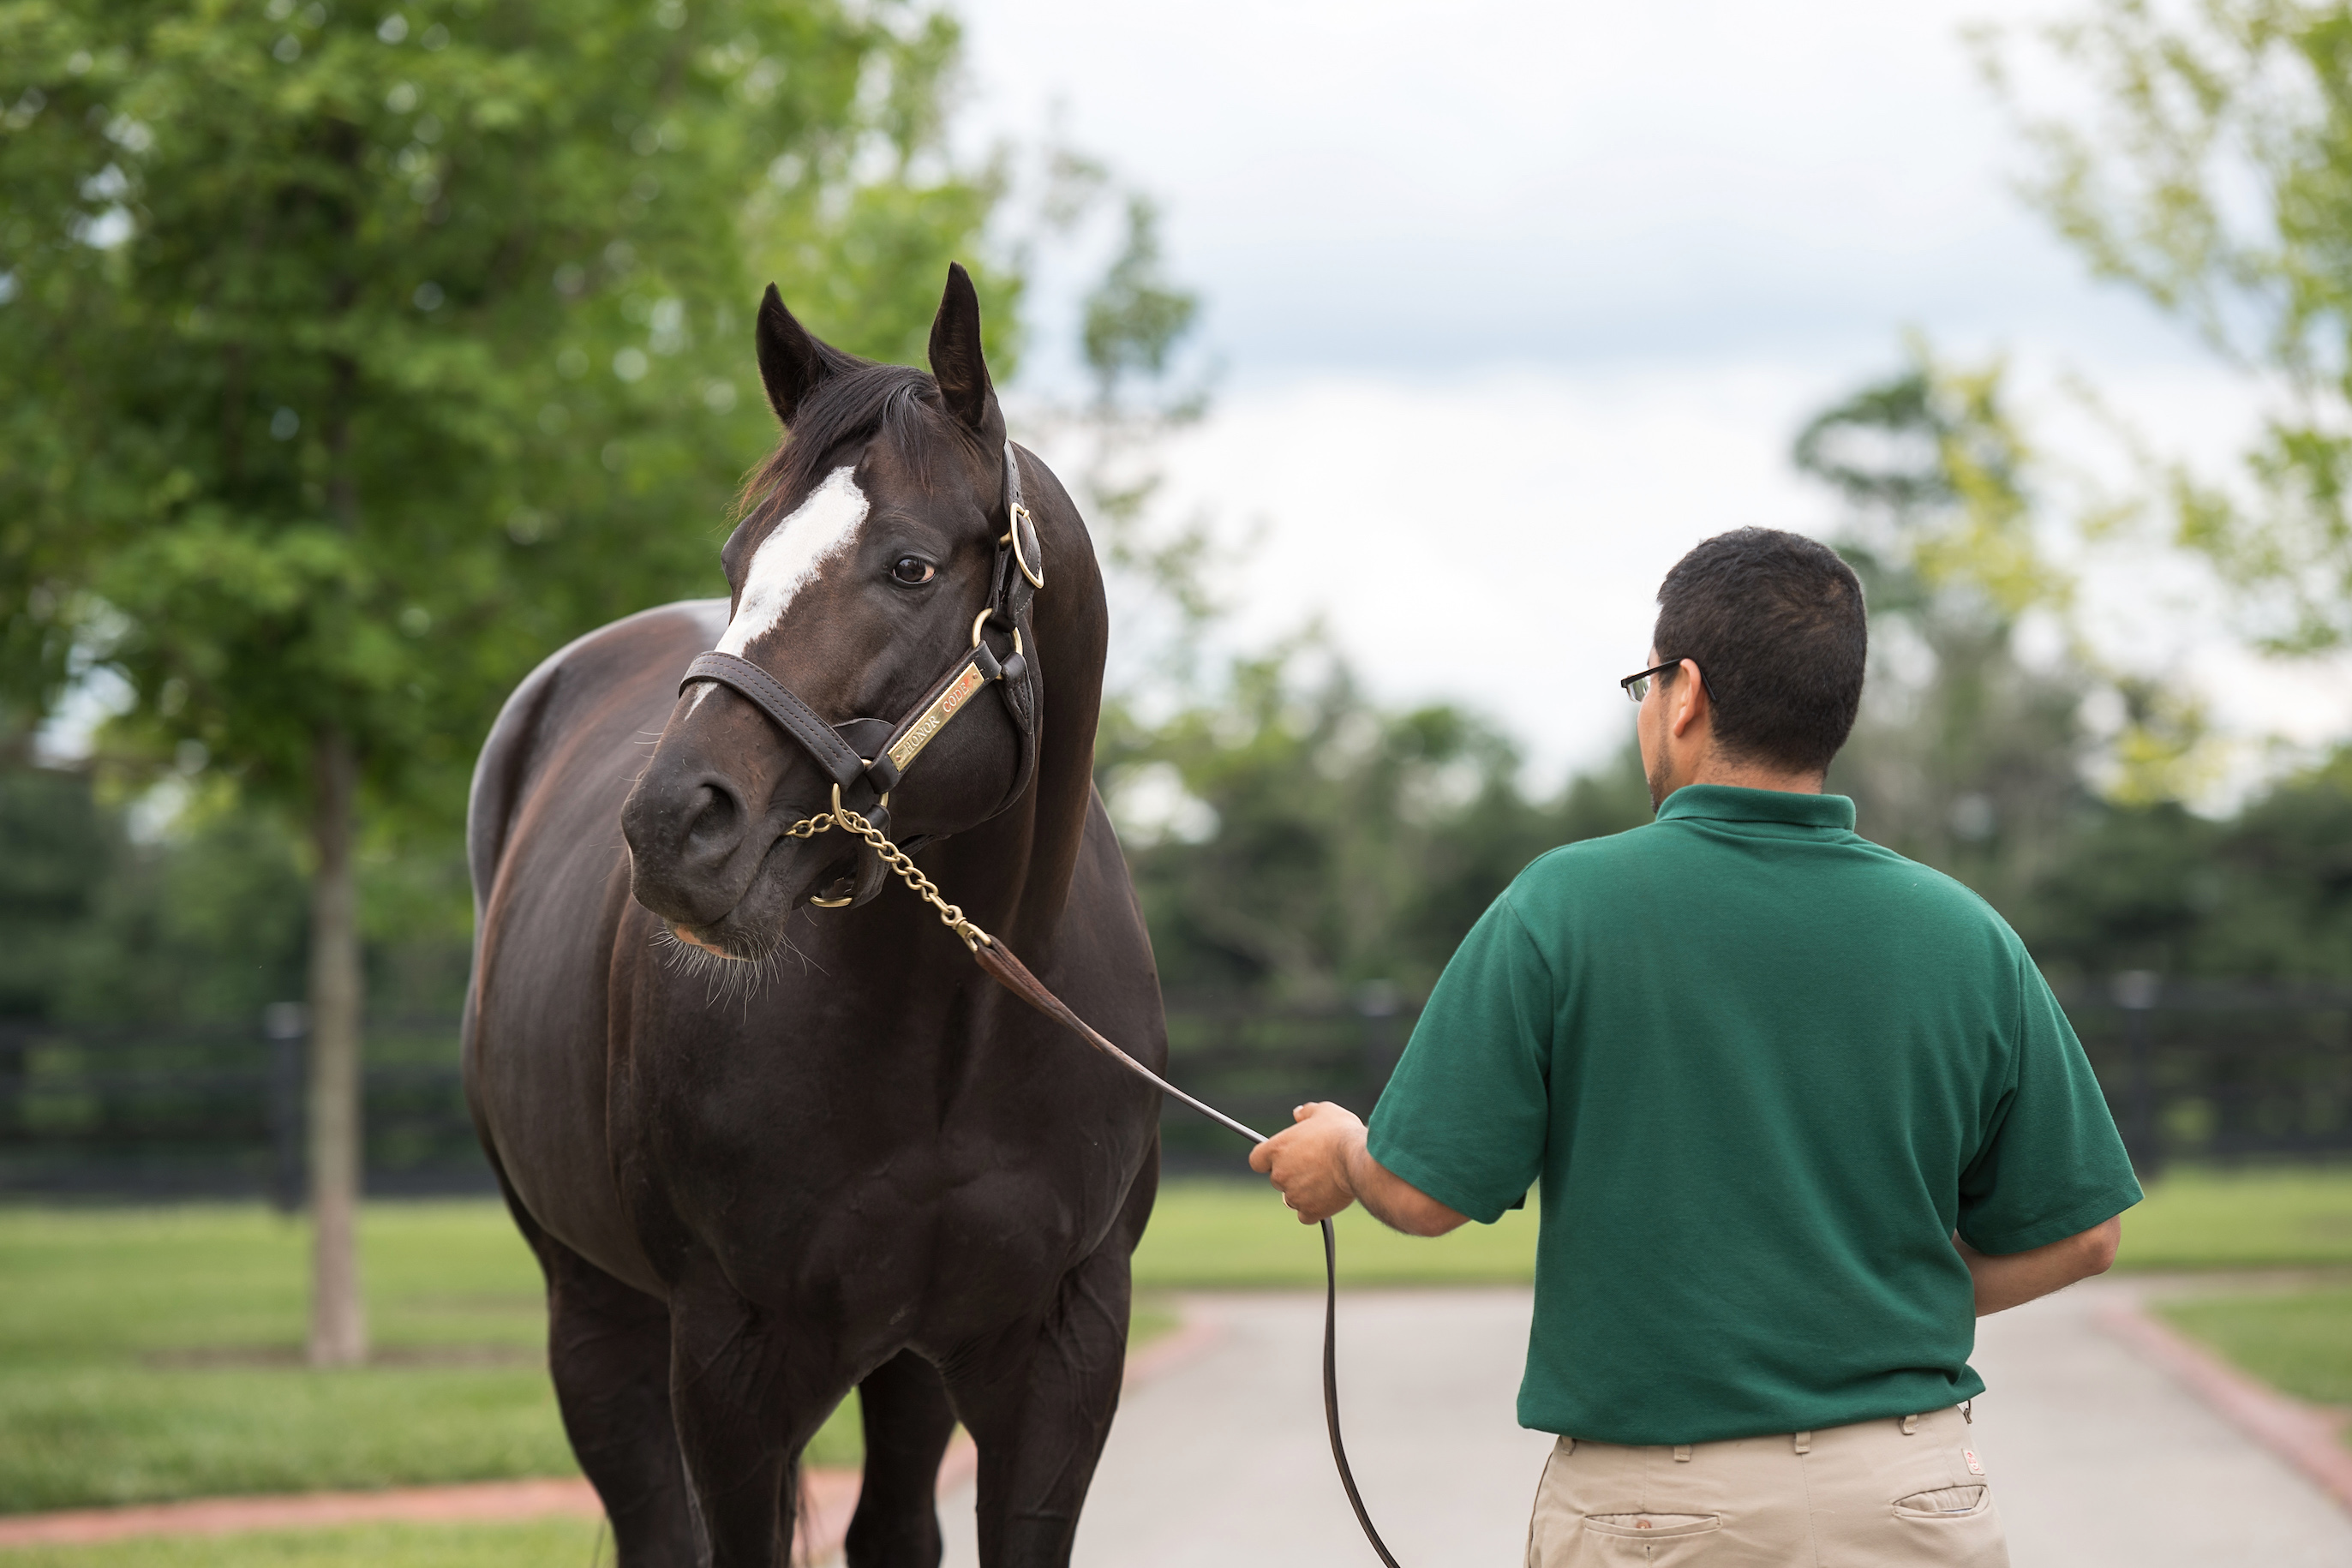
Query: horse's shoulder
466 598 728 905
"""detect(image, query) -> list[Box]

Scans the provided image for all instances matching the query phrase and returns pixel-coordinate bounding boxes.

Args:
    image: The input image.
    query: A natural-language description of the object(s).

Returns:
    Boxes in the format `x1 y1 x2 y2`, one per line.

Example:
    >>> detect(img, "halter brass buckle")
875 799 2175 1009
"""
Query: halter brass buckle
1006 502 1044 590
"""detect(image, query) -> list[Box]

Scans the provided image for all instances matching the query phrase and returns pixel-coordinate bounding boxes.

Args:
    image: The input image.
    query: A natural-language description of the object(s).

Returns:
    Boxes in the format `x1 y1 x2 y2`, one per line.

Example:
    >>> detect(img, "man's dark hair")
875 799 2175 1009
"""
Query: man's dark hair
1651 528 1866 775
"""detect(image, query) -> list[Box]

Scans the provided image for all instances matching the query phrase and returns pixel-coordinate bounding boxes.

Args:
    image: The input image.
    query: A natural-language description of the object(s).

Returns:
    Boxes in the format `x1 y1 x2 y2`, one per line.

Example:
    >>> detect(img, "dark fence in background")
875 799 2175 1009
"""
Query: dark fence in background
0 1014 485 1201
2057 977 2352 1178
1155 989 1415 1172
3 978 2348 1198
1159 979 2352 1176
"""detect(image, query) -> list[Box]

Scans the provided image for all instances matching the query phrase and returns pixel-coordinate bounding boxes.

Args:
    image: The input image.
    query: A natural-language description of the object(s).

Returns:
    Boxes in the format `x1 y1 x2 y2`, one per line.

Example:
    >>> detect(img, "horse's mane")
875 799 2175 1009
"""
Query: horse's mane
735 361 988 529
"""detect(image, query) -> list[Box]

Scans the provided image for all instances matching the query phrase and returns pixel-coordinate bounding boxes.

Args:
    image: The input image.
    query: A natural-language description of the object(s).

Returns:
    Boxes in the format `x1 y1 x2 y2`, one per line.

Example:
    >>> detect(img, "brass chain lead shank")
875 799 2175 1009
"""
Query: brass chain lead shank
784 792 993 951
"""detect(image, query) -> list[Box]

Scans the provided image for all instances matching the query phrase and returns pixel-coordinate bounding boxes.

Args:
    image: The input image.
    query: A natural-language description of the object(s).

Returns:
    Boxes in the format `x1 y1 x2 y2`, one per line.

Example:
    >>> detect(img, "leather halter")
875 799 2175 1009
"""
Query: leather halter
678 441 1045 847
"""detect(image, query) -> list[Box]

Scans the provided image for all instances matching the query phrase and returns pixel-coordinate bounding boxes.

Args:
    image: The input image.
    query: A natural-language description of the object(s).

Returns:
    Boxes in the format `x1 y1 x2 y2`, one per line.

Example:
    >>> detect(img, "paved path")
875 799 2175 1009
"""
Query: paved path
937 1280 2352 1568
946 1290 1554 1568
1974 1277 2352 1568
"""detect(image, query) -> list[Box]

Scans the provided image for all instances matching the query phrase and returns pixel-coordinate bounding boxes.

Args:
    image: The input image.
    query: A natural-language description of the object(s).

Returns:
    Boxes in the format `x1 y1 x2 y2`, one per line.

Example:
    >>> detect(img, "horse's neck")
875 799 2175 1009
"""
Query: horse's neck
928 669 1100 957
935 482 1107 961
932 760 1086 953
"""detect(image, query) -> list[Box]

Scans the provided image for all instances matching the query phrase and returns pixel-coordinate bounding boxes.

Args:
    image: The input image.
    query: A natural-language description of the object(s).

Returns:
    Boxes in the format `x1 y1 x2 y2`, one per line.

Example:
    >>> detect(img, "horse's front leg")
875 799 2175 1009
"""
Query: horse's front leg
846 1349 958 1567
667 1273 842 1568
942 1241 1136 1567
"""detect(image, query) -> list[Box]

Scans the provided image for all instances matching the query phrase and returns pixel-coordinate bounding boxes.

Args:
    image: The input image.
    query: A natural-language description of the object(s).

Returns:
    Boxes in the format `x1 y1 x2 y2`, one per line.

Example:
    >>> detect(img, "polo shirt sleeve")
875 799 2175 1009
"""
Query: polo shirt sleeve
1364 890 1553 1225
1955 952 2144 1254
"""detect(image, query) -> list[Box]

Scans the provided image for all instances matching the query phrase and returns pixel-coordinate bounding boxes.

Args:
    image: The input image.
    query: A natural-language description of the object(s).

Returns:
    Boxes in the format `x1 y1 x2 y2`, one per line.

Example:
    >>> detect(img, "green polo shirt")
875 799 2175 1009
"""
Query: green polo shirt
1365 784 2140 1445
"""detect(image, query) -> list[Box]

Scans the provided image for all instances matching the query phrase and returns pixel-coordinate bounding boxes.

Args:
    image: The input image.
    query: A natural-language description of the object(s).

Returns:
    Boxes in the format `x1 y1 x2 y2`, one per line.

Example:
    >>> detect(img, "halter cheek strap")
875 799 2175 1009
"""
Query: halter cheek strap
678 440 1044 834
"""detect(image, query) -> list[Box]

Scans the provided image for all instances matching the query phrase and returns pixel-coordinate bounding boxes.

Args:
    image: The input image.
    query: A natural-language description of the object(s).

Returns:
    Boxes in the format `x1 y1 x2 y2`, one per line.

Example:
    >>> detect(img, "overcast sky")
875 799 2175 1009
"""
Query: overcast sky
949 0 2352 793
963 0 2179 379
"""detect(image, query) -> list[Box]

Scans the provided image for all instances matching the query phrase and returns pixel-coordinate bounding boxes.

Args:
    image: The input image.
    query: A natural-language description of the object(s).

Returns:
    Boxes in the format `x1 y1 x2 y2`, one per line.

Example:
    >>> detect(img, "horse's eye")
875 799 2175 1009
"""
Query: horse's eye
890 556 935 587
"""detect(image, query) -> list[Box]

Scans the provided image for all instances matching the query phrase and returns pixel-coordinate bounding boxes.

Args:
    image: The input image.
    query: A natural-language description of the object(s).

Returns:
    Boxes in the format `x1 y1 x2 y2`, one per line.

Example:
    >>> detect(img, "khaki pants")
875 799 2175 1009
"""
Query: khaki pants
1526 1405 2006 1566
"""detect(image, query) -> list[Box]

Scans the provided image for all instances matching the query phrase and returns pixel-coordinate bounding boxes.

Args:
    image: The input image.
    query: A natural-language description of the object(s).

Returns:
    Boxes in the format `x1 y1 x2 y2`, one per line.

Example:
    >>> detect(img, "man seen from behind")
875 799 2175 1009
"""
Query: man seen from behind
1251 526 2142 1567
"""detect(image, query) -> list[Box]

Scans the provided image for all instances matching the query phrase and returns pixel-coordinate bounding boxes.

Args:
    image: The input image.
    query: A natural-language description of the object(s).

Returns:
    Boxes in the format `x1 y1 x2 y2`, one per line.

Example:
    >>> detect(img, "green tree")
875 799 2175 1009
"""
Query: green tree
1795 346 2092 907
1981 0 2352 651
0 767 116 1020
1098 639 1649 1004
0 0 1014 1362
1787 344 2352 982
2021 746 2352 980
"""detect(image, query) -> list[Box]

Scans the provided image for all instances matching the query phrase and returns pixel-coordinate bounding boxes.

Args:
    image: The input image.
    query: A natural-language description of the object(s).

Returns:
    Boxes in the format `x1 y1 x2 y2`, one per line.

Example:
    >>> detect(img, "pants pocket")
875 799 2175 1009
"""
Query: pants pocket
1583 1512 1723 1540
1893 1484 1990 1517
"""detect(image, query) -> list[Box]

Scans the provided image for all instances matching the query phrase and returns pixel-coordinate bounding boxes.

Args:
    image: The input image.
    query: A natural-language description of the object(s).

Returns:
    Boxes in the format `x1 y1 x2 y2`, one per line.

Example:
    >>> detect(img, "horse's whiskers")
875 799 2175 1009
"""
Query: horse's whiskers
649 923 782 1013
778 933 824 979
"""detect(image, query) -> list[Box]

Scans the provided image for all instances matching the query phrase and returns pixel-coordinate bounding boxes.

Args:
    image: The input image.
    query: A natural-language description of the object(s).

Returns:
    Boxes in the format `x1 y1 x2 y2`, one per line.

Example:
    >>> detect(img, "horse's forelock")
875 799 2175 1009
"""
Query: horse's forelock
734 364 988 534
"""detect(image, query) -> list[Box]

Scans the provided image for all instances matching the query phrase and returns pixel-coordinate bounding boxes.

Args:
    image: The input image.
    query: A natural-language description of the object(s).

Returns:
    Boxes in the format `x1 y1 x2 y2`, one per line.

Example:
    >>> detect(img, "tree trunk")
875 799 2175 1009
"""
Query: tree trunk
307 724 367 1367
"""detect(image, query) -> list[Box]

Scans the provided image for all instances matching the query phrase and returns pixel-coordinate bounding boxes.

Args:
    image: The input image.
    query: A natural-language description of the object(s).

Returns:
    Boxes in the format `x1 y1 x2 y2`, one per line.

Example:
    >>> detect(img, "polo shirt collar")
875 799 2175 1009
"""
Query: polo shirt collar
1656 783 1856 831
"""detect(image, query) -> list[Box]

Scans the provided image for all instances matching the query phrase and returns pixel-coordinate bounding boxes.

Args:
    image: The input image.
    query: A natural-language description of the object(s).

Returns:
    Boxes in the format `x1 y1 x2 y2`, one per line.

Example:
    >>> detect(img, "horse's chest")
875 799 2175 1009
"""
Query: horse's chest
625 1059 1134 1310
661 1158 1114 1348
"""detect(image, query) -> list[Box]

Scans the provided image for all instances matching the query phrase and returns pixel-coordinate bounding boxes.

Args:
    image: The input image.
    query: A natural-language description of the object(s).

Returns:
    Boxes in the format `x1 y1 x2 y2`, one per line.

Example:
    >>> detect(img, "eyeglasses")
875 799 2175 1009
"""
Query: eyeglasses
1619 658 1692 703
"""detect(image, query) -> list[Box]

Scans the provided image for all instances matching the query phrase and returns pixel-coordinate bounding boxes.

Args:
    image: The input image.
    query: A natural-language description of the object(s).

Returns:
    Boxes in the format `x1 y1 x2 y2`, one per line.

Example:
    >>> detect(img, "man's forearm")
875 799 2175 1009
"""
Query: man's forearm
1249 1101 1470 1234
1955 1216 2122 1315
1343 1138 1469 1237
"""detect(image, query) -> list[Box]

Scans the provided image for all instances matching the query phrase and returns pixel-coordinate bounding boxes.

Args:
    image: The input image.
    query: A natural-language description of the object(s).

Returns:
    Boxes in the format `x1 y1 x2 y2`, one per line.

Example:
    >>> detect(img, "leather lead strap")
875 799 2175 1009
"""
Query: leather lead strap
968 932 1406 1568
972 939 1260 1143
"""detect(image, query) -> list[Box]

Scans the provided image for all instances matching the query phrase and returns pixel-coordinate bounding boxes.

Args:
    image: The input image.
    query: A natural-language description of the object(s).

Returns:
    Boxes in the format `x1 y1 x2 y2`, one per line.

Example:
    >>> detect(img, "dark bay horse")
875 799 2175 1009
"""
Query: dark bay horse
464 264 1168 1568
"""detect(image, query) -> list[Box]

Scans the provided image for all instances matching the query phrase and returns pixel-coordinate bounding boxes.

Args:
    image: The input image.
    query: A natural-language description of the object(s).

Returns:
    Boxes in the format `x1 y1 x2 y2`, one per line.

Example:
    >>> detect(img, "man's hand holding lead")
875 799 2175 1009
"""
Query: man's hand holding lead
1248 1101 1365 1224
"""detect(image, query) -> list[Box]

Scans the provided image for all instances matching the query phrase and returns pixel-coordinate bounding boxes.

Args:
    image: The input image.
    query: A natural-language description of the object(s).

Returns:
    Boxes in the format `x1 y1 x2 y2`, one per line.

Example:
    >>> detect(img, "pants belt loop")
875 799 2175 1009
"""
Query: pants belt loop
1960 1399 1973 1424
1565 1437 1577 1456
1673 1445 1691 1463
1900 1414 1919 1436
1792 1431 1812 1456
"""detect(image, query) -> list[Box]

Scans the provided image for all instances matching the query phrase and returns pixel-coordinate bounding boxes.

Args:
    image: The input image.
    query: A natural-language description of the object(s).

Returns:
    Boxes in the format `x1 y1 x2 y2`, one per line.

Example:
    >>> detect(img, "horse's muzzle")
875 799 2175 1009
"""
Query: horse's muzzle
620 755 861 948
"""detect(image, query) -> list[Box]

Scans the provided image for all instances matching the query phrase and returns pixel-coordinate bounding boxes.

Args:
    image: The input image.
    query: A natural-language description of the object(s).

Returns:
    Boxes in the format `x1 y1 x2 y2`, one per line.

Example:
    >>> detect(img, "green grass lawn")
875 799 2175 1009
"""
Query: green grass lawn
1134 1163 2352 1284
2157 1287 2352 1413
0 1518 605 1568
1133 1177 1539 1289
2110 1164 2352 1272
0 1201 859 1514
0 1181 1326 1517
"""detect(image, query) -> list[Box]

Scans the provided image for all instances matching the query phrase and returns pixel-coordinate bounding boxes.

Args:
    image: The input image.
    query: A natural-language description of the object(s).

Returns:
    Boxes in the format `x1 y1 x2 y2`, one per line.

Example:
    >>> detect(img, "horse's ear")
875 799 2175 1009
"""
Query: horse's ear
927 262 1004 446
754 284 848 429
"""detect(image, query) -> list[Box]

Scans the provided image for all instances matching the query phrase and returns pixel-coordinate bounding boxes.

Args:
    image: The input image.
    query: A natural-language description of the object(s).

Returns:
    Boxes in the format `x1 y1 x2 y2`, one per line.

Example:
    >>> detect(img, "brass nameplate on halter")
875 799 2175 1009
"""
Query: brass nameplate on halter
887 661 989 775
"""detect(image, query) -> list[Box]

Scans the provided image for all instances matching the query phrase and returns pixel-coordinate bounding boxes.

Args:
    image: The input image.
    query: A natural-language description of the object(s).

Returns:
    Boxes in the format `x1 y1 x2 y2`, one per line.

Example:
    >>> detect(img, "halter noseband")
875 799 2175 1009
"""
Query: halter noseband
676 442 1044 851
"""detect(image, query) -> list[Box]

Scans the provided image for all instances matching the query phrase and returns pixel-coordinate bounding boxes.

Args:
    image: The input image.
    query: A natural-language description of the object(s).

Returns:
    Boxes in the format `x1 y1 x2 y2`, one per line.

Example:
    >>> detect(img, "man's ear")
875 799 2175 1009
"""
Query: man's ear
754 284 859 428
926 262 1006 448
1667 659 1709 740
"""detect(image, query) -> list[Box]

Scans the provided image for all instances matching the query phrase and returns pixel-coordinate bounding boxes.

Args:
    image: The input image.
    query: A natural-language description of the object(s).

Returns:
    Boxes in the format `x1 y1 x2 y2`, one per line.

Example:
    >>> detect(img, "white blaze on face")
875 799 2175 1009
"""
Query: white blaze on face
716 465 869 657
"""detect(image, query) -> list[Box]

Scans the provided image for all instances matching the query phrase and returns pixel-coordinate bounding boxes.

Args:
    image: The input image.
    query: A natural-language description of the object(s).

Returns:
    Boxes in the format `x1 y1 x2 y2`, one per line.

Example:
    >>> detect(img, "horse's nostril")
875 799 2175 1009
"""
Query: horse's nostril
683 782 742 851
620 767 762 929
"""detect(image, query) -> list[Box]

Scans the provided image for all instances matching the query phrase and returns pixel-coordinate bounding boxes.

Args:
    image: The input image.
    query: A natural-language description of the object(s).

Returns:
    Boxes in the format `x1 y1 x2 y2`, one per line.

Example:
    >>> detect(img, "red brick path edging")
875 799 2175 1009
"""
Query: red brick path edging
2096 1297 2352 1516
0 1311 1225 1559
0 1479 609 1552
